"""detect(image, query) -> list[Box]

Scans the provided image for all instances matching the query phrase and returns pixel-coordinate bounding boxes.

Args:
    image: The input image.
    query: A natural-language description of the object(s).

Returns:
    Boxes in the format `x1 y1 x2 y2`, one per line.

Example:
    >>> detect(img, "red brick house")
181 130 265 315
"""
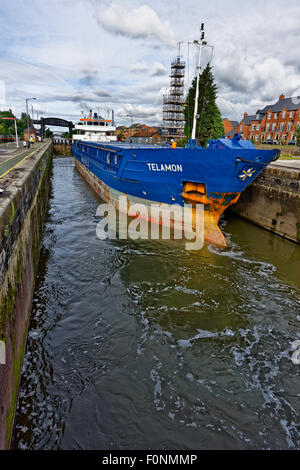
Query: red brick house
236 94 300 143
222 118 238 138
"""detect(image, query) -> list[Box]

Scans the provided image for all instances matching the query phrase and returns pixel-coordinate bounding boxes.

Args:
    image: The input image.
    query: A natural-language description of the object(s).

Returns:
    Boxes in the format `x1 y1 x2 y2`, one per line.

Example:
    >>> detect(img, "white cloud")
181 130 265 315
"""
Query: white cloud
96 3 176 47
116 103 161 124
150 62 167 77
130 61 149 73
1 0 300 124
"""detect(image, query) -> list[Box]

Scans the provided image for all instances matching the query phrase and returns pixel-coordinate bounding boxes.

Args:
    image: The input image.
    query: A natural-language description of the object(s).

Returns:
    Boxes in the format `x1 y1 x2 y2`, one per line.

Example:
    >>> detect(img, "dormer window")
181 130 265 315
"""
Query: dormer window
268 113 272 119
282 111 286 118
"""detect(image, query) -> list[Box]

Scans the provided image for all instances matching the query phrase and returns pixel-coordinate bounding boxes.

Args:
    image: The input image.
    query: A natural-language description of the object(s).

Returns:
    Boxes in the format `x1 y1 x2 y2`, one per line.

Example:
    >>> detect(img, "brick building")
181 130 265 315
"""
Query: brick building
114 123 163 143
24 125 38 142
131 129 163 145
222 118 238 138
236 94 300 144
114 123 148 140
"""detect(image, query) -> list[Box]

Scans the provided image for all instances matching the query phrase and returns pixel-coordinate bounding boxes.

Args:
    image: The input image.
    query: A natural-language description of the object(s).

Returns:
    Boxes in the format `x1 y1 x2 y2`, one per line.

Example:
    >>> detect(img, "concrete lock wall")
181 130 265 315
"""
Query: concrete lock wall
0 142 53 449
53 142 72 155
231 165 300 244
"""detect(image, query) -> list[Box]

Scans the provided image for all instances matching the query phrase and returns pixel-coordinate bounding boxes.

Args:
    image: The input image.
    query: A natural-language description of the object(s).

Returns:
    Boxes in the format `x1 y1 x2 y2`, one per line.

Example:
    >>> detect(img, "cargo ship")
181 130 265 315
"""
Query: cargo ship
72 33 279 248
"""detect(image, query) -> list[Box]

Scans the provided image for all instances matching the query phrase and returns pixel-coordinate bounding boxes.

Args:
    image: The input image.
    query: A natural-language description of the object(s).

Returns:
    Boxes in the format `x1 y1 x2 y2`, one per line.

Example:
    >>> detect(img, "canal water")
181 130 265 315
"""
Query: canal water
12 156 300 450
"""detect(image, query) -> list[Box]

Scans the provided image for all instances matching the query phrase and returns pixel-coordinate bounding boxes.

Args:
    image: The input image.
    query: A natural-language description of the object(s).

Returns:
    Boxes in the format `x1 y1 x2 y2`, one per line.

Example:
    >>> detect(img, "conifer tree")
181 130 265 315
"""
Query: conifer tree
295 124 300 146
184 64 224 146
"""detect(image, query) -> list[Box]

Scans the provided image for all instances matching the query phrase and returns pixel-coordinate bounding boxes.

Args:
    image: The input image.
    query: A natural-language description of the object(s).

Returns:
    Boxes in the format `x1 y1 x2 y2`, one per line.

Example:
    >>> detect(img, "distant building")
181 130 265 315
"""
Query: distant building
236 94 300 143
222 118 238 139
24 126 38 141
129 126 163 144
114 123 147 139
114 124 163 143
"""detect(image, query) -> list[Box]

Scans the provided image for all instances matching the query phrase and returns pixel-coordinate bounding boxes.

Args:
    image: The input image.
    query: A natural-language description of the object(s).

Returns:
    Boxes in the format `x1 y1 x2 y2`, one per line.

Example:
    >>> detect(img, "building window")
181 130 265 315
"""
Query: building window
240 125 243 132
282 135 286 140
290 112 294 118
274 113 278 119
256 125 260 130
287 123 293 131
272 124 276 130
266 124 270 131
251 134 254 140
268 134 271 140
255 135 259 141
268 113 271 119
252 124 255 130
280 123 285 131
282 111 286 118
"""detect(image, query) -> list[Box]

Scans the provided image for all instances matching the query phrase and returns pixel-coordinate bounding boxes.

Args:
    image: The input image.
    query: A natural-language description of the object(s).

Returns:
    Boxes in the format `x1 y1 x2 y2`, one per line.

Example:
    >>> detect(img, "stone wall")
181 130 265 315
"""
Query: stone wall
231 165 300 244
0 142 53 449
53 143 72 155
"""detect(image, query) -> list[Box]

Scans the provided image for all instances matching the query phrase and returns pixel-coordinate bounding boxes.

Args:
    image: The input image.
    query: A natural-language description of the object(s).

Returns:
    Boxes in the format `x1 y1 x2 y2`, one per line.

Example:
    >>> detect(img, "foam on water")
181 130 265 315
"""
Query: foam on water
12 157 300 450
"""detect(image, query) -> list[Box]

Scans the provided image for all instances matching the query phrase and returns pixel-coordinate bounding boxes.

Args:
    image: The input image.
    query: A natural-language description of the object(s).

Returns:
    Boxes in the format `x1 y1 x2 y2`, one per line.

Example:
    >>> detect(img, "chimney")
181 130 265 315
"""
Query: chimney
243 112 248 118
279 93 285 100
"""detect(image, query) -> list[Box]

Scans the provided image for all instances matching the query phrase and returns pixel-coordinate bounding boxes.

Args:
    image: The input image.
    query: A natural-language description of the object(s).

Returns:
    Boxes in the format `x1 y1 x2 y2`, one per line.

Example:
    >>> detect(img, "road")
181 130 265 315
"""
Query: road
0 142 46 179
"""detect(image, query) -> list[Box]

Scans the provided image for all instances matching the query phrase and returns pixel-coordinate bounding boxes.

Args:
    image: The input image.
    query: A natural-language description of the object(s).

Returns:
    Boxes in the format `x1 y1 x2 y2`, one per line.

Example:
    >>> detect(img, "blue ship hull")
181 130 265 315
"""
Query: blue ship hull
72 137 279 247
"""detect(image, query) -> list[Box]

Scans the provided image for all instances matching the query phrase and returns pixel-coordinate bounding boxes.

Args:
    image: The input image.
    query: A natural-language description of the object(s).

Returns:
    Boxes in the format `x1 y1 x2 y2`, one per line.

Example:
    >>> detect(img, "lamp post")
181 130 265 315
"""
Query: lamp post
36 112 43 141
25 97 36 148
126 114 134 137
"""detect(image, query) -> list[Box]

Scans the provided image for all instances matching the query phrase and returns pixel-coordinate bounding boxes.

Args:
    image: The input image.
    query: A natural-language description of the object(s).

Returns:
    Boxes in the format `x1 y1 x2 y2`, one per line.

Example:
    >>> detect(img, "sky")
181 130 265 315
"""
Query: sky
0 0 300 127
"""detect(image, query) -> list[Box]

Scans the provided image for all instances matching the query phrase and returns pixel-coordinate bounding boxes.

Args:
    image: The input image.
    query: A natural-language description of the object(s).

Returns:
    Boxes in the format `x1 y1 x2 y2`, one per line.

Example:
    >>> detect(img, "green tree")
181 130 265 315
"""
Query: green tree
45 128 53 138
0 110 30 138
61 130 76 139
17 112 29 135
0 109 15 136
176 136 188 147
184 64 224 146
295 124 300 146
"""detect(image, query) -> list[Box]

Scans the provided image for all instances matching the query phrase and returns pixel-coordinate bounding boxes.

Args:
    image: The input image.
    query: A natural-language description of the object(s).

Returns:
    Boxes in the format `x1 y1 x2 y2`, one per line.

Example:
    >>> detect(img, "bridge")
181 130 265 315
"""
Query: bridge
33 117 74 137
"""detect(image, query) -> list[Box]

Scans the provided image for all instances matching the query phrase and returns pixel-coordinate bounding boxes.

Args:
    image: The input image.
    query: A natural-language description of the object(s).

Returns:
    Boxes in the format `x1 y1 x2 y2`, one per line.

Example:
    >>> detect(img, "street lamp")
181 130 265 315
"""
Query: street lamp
126 114 134 137
25 97 36 148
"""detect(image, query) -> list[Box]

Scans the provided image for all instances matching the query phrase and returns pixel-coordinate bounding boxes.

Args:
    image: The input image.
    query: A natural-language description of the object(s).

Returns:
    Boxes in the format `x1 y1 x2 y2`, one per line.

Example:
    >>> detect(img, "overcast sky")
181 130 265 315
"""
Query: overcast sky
0 0 300 126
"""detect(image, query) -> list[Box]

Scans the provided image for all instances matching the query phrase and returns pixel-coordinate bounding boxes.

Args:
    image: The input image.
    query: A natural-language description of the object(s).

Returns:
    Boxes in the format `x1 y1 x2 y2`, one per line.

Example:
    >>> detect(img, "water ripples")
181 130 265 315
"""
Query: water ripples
12 157 300 450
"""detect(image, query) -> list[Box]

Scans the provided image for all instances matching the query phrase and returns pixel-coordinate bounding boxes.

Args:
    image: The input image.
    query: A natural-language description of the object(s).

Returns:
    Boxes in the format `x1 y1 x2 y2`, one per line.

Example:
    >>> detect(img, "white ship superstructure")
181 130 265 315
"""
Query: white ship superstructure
73 110 117 143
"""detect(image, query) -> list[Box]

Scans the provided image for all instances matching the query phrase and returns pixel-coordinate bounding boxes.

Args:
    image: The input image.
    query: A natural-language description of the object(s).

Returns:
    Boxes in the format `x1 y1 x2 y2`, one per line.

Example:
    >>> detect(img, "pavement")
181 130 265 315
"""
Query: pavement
0 142 46 179
270 159 300 171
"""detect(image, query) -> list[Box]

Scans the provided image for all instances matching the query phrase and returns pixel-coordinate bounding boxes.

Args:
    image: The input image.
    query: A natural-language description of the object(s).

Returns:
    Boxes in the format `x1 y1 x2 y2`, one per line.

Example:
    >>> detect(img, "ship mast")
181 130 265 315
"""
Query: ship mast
191 24 206 141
